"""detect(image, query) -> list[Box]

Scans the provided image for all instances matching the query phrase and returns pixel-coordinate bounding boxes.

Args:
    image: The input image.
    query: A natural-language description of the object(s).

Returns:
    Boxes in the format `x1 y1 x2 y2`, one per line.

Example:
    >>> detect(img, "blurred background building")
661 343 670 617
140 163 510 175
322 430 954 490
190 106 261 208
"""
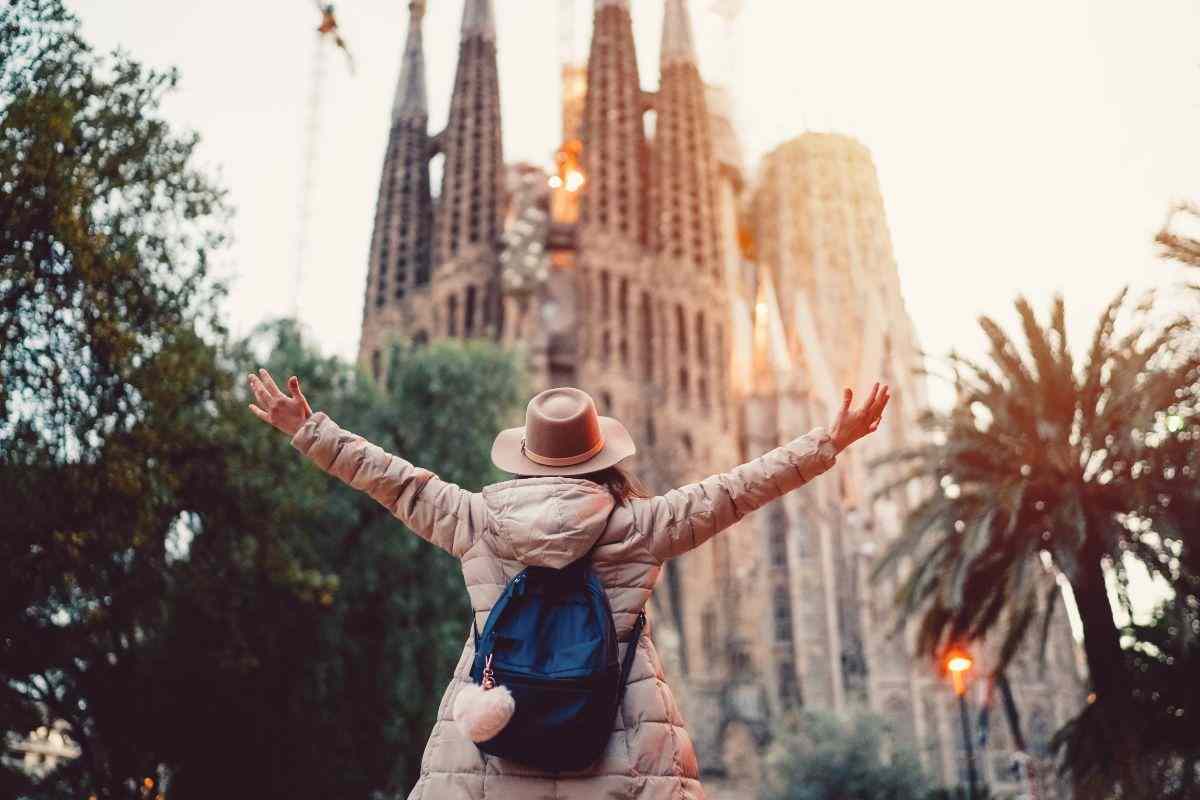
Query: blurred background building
356 0 1084 794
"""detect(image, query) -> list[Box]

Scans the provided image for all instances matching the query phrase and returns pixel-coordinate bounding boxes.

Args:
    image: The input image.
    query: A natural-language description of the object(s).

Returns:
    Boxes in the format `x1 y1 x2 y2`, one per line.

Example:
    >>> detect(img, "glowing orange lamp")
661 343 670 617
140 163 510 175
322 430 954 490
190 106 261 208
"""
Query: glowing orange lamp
946 650 973 697
943 647 981 798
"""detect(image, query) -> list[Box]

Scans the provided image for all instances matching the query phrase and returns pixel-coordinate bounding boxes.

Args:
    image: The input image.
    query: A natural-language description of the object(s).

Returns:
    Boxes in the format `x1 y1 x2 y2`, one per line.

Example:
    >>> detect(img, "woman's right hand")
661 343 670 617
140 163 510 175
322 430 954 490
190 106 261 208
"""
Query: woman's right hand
248 368 313 437
829 382 889 453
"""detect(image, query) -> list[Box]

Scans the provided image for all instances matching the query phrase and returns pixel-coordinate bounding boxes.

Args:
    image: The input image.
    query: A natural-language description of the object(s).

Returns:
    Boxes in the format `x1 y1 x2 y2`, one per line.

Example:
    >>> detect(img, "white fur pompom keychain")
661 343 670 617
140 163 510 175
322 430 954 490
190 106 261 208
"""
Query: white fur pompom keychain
453 654 516 743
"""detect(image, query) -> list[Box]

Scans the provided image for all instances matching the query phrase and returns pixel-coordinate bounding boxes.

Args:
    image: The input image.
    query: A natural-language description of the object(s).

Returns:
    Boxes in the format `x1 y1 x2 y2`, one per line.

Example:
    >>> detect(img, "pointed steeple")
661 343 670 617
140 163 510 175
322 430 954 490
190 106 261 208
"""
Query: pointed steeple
460 0 496 41
432 0 503 336
434 0 502 265
651 0 720 278
661 0 698 67
580 0 647 243
360 0 434 344
391 0 428 122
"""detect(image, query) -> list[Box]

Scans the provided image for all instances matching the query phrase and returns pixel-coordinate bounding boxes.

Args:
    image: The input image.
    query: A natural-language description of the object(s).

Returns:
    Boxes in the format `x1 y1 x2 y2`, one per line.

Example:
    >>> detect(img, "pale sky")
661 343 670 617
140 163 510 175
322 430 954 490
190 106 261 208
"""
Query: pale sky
71 0 1199 391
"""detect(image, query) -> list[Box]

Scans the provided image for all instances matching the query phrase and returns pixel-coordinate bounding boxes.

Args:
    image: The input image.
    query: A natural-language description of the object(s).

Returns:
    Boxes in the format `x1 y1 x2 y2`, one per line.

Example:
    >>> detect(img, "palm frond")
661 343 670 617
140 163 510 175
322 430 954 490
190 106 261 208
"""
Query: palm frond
1080 288 1129 434
1016 294 1076 431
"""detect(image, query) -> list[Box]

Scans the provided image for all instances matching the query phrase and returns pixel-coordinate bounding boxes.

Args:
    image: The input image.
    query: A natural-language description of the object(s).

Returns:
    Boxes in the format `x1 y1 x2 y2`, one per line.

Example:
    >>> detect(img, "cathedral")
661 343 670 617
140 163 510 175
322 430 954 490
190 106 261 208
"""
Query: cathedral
357 1 1082 795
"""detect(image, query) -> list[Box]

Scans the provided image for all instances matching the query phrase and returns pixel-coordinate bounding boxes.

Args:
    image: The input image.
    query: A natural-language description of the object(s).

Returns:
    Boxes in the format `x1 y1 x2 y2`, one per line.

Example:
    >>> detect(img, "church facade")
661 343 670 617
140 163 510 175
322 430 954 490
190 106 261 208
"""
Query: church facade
358 2 1082 795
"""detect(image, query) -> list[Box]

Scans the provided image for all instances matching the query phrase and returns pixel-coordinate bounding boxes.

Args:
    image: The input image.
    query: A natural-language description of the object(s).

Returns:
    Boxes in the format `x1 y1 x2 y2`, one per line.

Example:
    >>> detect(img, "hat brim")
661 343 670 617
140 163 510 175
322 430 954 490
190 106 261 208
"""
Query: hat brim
491 416 637 477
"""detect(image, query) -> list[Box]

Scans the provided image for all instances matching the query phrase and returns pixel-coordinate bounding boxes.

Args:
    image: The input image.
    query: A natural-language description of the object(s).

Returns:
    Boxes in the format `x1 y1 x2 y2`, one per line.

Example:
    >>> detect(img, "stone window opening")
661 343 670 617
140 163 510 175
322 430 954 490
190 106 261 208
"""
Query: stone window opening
640 291 654 380
465 285 477 337
600 271 611 321
447 293 458 337
778 659 799 704
773 587 793 642
675 304 688 355
701 607 718 662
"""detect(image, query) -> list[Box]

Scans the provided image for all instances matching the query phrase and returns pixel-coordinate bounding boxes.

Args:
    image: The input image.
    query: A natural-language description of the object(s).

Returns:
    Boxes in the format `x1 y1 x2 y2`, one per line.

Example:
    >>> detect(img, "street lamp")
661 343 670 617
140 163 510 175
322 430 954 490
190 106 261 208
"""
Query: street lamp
945 649 981 800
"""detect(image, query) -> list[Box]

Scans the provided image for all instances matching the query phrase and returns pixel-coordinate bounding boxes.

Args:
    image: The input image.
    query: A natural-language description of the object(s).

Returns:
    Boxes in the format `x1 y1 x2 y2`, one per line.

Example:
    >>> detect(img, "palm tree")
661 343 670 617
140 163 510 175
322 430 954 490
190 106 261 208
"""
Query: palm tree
1157 201 1200 274
874 290 1200 796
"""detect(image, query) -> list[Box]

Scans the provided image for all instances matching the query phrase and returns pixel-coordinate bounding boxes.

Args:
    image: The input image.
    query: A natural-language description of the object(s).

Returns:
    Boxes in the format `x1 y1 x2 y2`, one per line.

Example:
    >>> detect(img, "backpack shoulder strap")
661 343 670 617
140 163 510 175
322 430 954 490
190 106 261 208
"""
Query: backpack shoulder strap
473 567 528 649
617 610 647 703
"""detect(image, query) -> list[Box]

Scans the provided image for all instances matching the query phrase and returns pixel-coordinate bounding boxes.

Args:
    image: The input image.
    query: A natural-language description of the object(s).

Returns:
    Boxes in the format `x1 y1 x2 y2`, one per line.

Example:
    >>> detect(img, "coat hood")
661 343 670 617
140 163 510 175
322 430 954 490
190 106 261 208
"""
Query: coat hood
482 477 616 569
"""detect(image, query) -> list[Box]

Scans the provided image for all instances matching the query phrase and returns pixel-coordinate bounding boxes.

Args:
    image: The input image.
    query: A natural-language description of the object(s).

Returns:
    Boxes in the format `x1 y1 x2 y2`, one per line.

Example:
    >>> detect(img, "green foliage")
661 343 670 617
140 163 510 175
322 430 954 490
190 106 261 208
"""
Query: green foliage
2 0 231 795
153 324 525 800
0 2 528 797
763 710 933 800
873 291 1200 797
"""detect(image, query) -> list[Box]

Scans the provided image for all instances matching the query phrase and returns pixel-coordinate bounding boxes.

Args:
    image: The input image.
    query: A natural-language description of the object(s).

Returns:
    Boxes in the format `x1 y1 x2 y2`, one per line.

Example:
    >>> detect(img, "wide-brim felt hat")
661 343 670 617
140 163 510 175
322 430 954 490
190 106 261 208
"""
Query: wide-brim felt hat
491 387 636 477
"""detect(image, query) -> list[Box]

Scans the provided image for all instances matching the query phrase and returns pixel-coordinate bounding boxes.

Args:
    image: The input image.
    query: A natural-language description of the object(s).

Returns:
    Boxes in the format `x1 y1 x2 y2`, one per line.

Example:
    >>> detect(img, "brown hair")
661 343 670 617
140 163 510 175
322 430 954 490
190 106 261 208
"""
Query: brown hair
578 462 650 504
514 461 650 504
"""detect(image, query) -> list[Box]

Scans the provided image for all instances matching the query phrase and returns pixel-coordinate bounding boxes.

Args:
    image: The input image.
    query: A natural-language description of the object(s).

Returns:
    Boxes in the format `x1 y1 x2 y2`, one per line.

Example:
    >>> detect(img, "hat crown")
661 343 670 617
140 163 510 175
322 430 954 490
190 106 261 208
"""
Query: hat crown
523 388 603 463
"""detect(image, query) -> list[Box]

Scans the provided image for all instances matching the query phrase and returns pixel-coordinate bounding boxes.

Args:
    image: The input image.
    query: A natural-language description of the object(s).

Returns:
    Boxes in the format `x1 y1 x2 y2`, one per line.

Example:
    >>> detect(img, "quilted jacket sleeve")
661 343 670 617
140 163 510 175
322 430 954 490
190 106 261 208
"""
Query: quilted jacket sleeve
290 412 487 558
632 427 838 562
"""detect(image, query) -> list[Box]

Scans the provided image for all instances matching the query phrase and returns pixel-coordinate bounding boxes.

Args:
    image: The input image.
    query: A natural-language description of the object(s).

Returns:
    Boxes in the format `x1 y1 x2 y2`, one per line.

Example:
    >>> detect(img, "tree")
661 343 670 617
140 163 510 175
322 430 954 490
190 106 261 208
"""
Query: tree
1 0 230 795
874 291 1200 797
150 325 525 799
0 1 529 795
1157 202 1200 275
762 710 932 800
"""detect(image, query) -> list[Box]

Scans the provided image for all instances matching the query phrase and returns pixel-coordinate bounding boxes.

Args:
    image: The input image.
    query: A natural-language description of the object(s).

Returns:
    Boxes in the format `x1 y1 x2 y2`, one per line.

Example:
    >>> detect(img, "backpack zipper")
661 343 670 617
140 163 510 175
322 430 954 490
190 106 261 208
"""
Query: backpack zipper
481 653 496 690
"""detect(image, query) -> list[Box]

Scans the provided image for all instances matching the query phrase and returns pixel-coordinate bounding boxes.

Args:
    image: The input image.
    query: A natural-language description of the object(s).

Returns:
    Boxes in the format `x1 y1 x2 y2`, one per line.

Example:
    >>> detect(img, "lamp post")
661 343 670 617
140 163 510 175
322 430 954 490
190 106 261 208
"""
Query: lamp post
946 650 981 800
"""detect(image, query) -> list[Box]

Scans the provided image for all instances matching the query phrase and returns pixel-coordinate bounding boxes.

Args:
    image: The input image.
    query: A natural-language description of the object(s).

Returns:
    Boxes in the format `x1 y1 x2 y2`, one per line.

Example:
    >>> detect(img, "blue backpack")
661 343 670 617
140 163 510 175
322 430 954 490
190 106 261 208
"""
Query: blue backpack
469 559 646 771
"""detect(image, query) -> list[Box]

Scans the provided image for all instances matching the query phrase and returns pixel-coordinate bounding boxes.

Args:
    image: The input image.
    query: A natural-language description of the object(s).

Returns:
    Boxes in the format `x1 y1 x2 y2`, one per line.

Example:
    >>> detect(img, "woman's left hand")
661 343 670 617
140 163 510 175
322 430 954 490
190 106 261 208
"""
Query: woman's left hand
248 368 313 437
830 382 889 453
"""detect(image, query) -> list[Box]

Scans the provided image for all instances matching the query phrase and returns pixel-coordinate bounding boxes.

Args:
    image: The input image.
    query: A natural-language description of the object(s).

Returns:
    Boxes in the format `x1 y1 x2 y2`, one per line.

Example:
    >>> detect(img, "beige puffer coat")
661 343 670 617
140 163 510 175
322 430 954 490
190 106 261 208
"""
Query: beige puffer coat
291 412 837 799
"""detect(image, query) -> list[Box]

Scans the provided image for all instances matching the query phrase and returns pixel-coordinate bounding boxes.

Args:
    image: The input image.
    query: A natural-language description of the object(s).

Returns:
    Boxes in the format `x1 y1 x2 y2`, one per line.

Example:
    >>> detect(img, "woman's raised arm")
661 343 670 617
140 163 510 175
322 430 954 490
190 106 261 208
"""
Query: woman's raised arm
247 368 486 558
632 383 889 563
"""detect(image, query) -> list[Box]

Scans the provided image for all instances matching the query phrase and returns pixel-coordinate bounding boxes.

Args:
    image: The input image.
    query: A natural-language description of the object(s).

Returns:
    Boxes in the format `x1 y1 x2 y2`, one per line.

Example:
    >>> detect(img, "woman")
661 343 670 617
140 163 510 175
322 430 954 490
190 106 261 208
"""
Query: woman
247 369 888 799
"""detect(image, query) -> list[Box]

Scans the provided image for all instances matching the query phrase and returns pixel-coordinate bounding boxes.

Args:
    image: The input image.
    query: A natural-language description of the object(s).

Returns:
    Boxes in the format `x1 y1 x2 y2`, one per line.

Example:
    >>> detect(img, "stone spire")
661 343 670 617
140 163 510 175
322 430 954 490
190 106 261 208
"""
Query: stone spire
651 0 720 278
434 0 503 272
390 0 428 122
460 0 496 40
579 0 647 243
362 0 433 329
661 0 698 67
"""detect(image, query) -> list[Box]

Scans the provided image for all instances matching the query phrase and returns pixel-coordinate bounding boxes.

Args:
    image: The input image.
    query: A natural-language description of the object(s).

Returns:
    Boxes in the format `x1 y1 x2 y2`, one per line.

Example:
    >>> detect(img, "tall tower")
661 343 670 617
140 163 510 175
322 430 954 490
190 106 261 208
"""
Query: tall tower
579 0 647 244
358 0 433 377
571 0 657 432
433 0 504 338
651 0 720 280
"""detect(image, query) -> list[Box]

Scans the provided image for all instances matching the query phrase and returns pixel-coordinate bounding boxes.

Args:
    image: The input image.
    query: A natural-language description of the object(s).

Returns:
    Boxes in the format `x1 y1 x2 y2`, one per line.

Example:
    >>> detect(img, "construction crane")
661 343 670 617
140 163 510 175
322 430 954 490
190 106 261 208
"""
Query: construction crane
292 2 355 317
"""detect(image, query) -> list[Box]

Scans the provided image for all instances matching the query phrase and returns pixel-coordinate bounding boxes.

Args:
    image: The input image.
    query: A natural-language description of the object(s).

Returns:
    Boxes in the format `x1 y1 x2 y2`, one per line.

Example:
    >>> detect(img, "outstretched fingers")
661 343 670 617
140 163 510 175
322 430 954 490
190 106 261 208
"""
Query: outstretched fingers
289 376 312 417
258 368 284 398
248 373 272 408
862 381 880 412
867 386 890 430
248 403 270 423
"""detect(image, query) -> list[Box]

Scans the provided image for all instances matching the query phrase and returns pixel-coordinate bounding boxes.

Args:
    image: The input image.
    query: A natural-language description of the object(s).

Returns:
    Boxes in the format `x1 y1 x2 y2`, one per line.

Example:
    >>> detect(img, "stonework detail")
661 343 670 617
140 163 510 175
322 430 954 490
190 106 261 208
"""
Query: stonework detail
580 0 646 244
359 0 433 376
356 2 1083 793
